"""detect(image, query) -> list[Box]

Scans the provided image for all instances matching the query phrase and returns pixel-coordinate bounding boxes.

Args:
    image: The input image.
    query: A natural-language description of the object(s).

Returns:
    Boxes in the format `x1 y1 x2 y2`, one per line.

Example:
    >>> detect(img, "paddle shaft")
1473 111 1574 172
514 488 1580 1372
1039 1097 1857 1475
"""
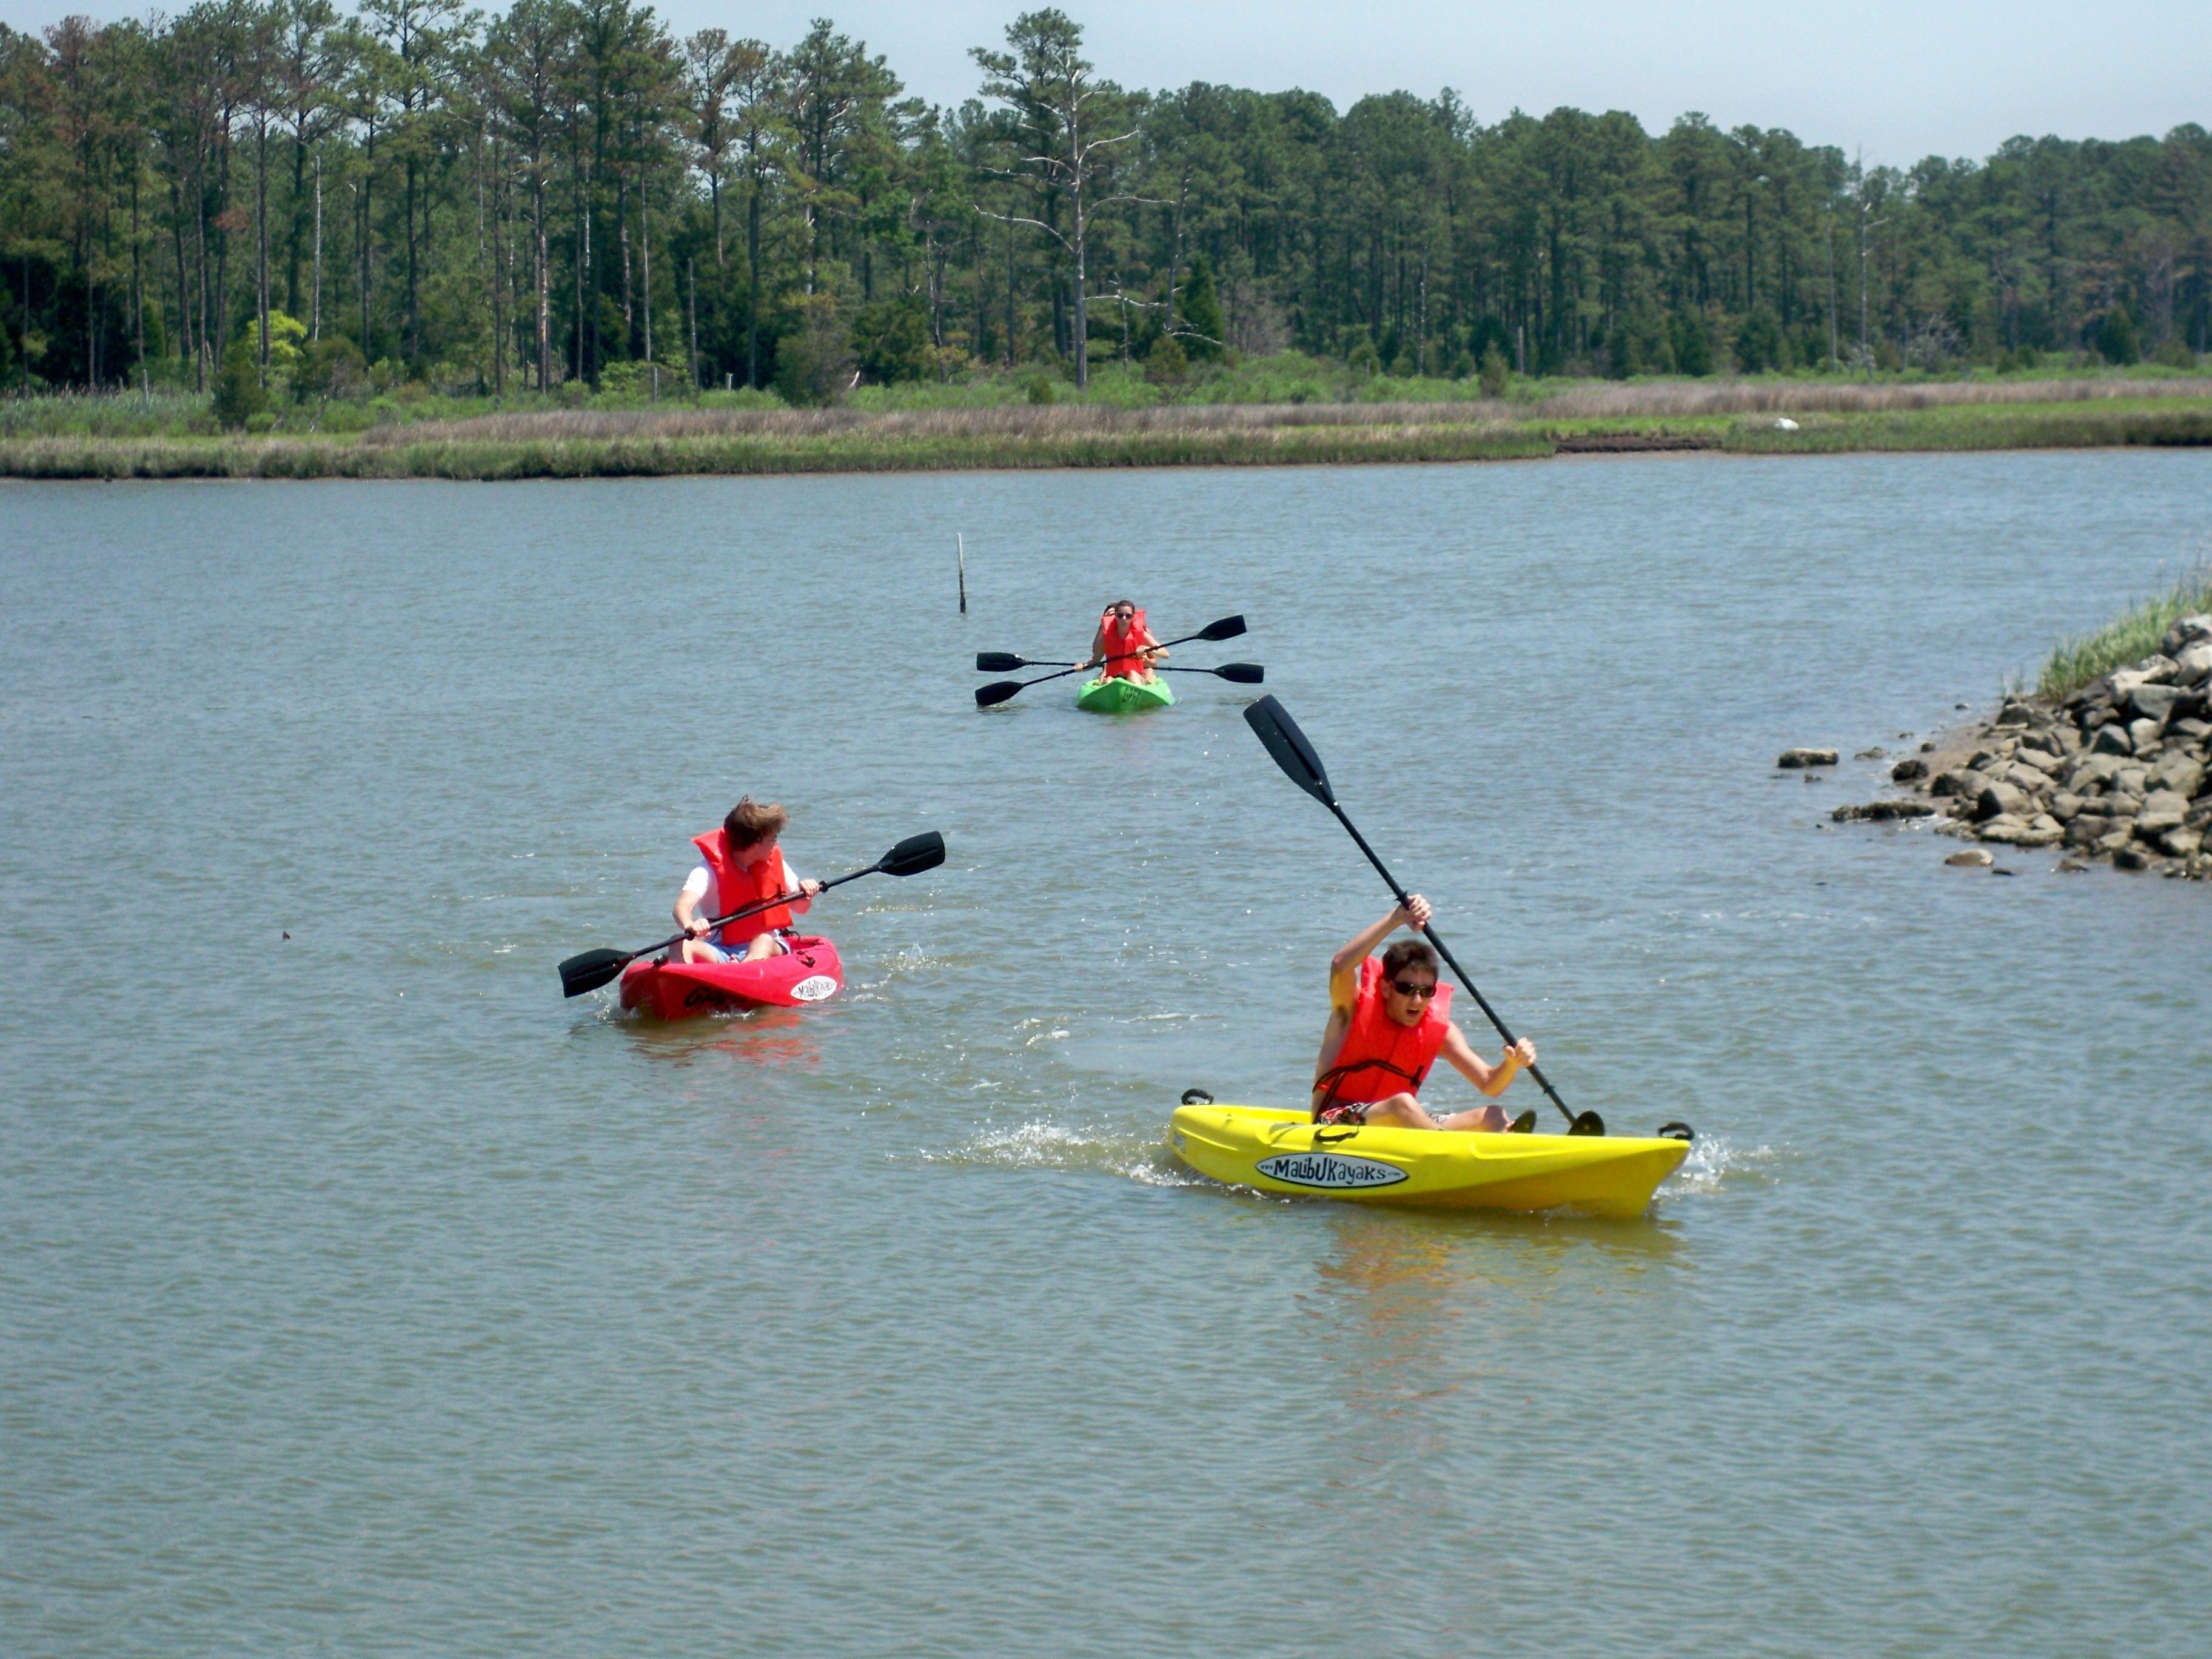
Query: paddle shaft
635 862 871 965
1326 800 1576 1125
994 620 1237 695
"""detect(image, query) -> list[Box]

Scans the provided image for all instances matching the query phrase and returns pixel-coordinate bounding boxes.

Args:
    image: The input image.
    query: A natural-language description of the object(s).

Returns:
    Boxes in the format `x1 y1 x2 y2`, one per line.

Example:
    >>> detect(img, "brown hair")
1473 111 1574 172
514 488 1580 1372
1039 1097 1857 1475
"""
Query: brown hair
1106 597 1135 614
1379 938 1438 980
724 796 789 845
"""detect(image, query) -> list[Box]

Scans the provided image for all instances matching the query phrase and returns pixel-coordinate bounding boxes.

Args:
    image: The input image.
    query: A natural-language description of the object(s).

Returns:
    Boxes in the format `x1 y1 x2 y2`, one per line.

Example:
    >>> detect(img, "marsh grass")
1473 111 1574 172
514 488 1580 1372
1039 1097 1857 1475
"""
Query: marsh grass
2037 569 2212 699
4 372 2209 479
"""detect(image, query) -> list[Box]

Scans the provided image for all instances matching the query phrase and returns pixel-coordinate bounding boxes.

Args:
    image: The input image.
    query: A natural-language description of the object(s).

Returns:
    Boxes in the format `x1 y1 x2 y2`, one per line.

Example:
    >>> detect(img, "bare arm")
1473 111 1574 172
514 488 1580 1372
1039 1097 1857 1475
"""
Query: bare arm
1436 1021 1537 1098
1328 894 1433 1013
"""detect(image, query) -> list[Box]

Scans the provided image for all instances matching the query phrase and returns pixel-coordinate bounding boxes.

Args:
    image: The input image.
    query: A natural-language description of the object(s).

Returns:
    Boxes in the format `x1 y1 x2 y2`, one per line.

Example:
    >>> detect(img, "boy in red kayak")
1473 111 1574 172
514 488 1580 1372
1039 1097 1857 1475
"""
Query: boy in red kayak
1311 894 1538 1130
672 798 822 965
1088 599 1167 682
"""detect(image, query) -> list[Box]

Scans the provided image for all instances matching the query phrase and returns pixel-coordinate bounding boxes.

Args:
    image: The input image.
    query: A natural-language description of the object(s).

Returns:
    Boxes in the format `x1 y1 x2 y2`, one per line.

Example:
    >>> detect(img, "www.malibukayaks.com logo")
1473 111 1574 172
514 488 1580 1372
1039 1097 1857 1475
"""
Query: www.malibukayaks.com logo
789 975 838 1002
1255 1152 1408 1190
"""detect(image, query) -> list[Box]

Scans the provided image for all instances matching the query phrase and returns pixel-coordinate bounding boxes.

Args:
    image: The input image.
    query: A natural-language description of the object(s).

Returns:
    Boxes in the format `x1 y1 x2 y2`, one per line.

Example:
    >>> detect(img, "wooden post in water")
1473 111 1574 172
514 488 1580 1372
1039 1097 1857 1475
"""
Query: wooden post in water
957 534 968 615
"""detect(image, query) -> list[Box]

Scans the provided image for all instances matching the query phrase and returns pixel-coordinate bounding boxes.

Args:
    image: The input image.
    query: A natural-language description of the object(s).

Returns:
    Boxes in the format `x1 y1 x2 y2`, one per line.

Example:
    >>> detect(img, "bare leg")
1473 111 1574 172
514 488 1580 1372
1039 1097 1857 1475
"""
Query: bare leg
1358 1093 1510 1133
678 935 716 965
742 933 779 963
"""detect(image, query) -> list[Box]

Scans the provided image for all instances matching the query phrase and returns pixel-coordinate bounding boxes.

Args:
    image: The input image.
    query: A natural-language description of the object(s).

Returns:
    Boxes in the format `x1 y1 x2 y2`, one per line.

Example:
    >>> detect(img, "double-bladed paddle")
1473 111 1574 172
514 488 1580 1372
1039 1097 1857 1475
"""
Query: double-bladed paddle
975 652 1263 686
975 614 1248 707
1242 695 1603 1136
557 831 947 999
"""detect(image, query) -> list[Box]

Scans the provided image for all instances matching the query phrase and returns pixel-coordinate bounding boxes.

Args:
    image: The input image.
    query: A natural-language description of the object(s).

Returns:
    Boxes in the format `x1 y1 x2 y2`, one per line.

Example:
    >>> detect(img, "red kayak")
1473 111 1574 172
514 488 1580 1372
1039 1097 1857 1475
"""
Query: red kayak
617 936 844 1021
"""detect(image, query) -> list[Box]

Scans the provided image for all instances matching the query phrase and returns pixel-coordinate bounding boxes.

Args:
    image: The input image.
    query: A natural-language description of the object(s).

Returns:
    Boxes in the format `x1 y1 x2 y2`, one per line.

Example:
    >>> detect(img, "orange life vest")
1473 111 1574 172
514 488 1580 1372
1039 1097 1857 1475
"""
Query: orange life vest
1312 957 1454 1115
692 830 794 944
1098 608 1150 681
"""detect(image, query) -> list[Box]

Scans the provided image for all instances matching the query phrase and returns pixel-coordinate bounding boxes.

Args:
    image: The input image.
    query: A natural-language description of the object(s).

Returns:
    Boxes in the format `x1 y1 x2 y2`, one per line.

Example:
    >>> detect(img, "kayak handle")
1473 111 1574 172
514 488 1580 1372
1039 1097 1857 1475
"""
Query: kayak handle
1657 1121 1696 1142
1179 1088 1215 1106
1313 1127 1359 1146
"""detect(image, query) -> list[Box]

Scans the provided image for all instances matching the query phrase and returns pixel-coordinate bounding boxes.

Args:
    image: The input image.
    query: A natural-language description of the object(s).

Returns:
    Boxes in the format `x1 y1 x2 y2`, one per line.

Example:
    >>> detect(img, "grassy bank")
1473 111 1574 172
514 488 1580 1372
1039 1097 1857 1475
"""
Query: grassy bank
2038 571 2212 699
5 377 2211 480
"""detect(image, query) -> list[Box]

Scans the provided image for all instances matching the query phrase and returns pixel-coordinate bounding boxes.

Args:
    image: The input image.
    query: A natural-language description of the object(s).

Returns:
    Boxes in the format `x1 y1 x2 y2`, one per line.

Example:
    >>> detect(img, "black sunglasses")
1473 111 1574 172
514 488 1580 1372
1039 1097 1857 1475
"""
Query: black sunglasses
1389 979 1438 998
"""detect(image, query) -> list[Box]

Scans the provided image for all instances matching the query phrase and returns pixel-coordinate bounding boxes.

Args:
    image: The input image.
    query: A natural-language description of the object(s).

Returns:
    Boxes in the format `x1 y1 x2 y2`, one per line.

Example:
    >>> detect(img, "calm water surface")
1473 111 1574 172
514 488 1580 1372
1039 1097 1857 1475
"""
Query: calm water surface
4 452 2210 1657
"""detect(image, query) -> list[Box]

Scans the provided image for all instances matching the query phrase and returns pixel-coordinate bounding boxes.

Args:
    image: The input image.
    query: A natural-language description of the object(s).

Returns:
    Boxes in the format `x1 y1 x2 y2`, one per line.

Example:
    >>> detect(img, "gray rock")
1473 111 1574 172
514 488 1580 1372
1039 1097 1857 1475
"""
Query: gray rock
2093 723 2134 756
2173 640 2212 686
1778 748 1838 769
1993 700 2033 727
2113 657 2177 698
2048 791 2083 822
2129 683 2183 722
2057 856 2091 872
1855 746 1888 760
2127 717 2165 752
1981 814 2063 846
1929 769 1982 797
1945 848 1994 866
1977 781 2031 820
2135 789 2190 835
2171 717 2212 742
2150 756 2207 800
1919 740 1936 752
2162 827 2204 858
2159 613 2212 659
1832 799 1937 822
2065 816 2110 846
2011 745 2064 776
2114 845 2154 871
1890 757 1929 783
2097 828 2137 854
2019 729 2063 756
1976 812 2028 839
2113 767 2151 800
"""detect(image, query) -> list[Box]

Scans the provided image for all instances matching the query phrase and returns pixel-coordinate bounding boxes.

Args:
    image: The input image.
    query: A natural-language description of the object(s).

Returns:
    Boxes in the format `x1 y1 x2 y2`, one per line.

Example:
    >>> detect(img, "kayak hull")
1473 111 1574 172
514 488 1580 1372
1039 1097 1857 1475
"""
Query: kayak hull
1077 674 1175 714
1169 1103 1689 1219
618 936 843 1020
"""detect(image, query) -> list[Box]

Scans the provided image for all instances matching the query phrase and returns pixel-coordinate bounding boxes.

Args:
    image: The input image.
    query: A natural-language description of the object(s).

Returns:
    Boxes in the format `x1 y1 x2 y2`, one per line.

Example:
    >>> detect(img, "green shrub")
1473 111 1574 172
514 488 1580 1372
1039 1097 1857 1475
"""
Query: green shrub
1025 372 1056 404
211 338 267 429
2095 304 2140 365
773 295 853 406
1144 336 1188 387
1478 344 1508 398
851 296 932 384
294 335 369 400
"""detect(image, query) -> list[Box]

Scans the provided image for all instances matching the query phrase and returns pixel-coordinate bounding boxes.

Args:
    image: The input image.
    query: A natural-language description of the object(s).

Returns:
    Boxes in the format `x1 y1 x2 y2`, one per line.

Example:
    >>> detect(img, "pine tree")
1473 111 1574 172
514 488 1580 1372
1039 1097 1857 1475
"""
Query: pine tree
1178 254 1225 361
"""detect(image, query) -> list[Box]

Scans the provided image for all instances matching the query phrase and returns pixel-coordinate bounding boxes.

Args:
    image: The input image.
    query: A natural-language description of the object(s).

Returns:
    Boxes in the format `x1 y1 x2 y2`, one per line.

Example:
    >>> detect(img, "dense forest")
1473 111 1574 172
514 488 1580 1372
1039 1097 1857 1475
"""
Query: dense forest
2 1 2208 402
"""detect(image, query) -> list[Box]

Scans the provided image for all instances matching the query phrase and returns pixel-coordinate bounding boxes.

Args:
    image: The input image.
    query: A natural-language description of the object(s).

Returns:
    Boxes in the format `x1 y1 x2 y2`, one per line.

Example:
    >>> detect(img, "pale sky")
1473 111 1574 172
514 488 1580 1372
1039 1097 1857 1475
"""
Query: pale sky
8 0 2207 164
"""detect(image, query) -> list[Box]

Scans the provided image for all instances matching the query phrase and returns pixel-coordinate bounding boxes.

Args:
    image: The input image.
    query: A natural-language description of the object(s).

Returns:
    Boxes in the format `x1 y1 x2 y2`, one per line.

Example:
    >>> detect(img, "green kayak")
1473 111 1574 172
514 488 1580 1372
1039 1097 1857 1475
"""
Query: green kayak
1077 674 1176 714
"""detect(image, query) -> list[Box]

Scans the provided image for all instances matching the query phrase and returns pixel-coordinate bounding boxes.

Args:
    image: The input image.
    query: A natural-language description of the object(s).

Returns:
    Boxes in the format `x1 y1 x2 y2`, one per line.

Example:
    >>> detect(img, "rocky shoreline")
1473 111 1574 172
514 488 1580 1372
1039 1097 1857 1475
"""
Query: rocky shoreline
1815 611 2212 879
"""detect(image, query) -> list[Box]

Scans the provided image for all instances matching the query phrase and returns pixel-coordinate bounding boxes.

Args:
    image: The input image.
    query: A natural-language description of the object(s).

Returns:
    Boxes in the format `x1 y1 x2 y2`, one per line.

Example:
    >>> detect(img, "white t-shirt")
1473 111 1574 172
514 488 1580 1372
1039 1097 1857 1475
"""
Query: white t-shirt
682 857 809 920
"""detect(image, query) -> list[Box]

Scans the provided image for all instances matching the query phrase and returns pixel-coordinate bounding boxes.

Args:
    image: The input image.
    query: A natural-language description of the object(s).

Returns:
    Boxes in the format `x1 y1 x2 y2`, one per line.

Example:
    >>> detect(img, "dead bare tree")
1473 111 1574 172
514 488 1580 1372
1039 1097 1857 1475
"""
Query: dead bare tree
970 9 1136 392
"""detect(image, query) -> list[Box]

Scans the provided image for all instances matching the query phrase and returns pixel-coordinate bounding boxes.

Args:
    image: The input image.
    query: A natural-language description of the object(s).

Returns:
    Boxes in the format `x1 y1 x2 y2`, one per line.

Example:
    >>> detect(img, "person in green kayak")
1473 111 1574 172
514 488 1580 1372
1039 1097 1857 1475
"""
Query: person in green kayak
671 797 823 965
1311 894 1538 1130
1089 599 1167 683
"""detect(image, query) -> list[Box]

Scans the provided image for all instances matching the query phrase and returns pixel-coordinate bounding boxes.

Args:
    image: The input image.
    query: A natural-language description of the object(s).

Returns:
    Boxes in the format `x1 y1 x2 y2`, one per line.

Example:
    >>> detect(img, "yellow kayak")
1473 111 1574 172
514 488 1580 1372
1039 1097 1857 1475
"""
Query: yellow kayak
1169 1101 1691 1218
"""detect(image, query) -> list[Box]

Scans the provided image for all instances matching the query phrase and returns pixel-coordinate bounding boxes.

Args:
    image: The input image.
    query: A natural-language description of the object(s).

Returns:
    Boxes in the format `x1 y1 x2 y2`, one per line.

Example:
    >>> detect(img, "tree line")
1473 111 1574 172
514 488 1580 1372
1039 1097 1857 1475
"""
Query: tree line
2 2 2208 401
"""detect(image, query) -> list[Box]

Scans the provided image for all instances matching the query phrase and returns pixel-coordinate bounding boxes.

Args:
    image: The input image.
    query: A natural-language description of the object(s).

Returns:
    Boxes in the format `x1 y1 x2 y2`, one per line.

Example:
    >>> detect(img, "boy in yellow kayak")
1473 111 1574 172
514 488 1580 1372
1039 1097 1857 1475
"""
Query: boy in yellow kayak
672 797 823 965
1312 894 1538 1130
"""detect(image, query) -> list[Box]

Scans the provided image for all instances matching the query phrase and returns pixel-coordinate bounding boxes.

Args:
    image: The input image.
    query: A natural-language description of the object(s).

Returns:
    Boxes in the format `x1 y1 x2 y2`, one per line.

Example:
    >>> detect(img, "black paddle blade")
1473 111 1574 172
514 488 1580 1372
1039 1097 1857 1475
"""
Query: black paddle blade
975 680 1023 707
1196 614 1247 642
1213 662 1264 683
559 947 633 999
1244 695 1334 805
879 830 947 877
1567 1110 1607 1137
975 652 1022 672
